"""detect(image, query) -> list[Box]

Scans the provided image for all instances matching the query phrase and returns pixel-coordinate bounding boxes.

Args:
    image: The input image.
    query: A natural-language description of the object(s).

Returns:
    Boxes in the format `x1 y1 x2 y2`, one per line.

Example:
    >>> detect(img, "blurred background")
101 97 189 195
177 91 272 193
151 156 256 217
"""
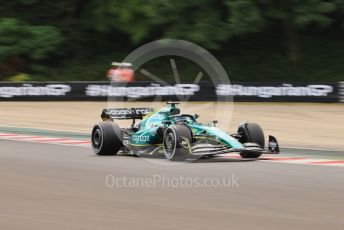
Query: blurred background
0 0 343 82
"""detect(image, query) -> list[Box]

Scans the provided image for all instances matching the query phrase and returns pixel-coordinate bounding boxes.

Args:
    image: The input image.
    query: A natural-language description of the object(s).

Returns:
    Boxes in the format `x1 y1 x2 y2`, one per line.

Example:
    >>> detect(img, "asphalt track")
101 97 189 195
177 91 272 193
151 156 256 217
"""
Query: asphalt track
0 140 343 230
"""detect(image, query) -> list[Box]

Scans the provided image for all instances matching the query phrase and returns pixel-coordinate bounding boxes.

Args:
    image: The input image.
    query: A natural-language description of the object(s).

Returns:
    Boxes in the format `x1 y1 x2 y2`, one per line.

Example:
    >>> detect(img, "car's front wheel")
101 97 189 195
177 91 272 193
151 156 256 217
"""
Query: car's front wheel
91 122 123 155
163 125 192 161
238 123 265 158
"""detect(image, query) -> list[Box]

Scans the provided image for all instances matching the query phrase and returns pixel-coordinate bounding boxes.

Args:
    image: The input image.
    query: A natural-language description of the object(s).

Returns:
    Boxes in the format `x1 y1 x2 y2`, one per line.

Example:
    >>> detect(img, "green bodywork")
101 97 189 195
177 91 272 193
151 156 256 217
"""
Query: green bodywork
129 105 243 149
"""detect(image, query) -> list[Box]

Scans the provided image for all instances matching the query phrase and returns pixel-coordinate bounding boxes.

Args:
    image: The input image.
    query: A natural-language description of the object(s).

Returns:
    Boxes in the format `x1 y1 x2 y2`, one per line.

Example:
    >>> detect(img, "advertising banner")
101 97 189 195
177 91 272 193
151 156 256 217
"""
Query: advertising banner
0 81 338 102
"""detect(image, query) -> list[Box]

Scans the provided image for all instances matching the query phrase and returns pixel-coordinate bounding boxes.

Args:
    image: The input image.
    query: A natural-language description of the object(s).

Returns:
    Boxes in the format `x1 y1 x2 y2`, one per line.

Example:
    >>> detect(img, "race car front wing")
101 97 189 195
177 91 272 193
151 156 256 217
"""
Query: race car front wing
191 135 280 156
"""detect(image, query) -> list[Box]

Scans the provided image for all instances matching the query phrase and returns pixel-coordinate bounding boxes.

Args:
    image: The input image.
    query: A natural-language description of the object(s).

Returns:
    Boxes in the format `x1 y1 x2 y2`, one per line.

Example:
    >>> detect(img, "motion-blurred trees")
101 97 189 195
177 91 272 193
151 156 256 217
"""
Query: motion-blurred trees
85 0 337 61
0 0 343 80
225 0 336 61
0 18 62 79
260 0 335 61
84 0 229 49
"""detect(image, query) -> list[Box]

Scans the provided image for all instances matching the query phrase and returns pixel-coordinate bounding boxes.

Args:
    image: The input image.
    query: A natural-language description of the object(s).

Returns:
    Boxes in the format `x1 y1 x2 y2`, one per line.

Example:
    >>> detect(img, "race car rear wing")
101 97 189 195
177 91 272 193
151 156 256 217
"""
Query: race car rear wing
101 108 153 120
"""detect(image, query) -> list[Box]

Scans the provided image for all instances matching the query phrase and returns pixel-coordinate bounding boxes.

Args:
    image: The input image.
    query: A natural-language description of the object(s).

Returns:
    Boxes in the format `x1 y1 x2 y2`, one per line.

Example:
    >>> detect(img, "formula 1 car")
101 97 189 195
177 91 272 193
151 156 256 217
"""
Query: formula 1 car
91 102 279 161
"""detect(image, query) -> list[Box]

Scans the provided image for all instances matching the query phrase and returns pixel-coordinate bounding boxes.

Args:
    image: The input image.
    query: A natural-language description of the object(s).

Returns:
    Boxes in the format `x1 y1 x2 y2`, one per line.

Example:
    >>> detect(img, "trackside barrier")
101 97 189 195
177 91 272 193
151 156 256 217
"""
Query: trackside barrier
339 82 344 103
0 81 339 102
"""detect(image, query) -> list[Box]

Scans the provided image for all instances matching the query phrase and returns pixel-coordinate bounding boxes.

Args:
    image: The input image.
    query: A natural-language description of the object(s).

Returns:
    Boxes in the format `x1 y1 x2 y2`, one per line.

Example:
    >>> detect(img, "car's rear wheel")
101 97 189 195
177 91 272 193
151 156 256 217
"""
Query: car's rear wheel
92 122 123 155
238 123 264 158
163 125 192 161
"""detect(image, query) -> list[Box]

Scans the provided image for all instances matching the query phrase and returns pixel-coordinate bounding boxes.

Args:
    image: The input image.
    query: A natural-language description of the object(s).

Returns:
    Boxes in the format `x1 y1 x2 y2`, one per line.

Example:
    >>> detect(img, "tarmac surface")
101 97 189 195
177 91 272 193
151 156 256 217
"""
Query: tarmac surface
1 140 343 230
1 101 343 229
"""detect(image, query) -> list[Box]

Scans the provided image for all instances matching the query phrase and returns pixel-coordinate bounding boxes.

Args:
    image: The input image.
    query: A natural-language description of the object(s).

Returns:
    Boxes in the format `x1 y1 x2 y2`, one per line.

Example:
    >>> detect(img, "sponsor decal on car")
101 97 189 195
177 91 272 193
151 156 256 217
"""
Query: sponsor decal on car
132 135 150 142
105 108 152 118
109 108 132 116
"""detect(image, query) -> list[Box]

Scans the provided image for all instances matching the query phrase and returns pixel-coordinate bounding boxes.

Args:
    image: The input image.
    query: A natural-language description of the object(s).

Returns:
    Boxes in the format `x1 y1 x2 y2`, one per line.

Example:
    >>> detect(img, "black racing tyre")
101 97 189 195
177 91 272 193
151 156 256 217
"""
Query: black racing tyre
238 123 265 158
91 122 123 155
163 125 192 161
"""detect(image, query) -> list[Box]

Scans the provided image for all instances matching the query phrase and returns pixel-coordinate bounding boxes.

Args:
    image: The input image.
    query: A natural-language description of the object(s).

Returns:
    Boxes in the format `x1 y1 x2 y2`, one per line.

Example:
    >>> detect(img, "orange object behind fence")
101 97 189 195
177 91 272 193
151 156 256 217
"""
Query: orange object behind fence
107 62 134 82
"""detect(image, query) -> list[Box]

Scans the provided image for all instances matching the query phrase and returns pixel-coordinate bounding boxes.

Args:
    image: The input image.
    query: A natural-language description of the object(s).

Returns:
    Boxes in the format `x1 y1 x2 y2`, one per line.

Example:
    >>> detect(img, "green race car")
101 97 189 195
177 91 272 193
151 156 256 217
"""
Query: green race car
91 102 279 161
